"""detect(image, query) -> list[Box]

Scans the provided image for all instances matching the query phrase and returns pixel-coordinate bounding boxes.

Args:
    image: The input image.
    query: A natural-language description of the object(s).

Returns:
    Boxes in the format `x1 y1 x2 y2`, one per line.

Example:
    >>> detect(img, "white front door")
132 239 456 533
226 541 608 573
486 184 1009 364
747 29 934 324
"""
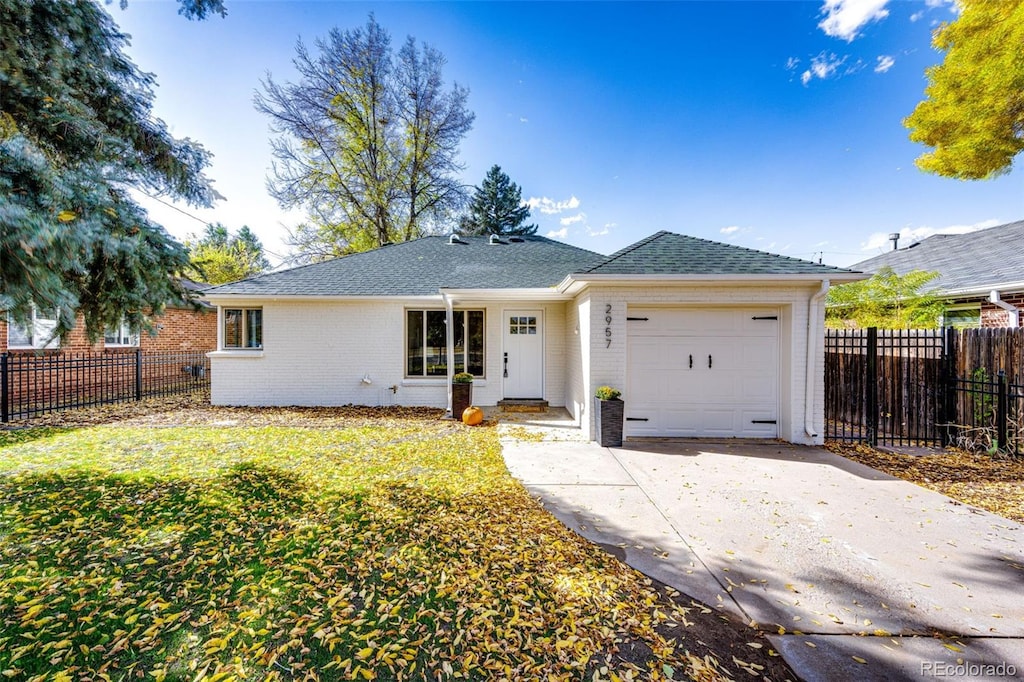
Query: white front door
503 310 544 399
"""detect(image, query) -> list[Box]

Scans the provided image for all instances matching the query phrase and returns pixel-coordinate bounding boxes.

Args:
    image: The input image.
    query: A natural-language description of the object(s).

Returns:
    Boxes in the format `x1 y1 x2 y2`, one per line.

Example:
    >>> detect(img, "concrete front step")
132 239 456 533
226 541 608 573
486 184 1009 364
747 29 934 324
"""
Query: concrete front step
497 399 549 413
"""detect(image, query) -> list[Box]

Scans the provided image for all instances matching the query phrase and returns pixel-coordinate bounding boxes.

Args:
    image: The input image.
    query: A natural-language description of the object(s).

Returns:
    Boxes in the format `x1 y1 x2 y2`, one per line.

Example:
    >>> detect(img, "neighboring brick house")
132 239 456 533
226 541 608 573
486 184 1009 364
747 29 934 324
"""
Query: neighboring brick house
203 231 863 444
2 282 217 416
0 280 217 354
851 220 1024 328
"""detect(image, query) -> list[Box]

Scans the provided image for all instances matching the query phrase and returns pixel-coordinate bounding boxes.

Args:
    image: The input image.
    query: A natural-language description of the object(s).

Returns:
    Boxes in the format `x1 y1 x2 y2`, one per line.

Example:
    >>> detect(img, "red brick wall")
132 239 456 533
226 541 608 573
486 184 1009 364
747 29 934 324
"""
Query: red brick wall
0 306 217 353
981 292 1024 328
139 306 218 352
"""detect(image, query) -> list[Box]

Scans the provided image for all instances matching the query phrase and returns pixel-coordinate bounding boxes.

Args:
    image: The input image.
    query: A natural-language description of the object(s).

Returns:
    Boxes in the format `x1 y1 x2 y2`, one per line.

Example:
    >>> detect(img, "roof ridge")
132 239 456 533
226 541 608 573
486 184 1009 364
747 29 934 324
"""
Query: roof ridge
584 230 670 273
684 233 859 271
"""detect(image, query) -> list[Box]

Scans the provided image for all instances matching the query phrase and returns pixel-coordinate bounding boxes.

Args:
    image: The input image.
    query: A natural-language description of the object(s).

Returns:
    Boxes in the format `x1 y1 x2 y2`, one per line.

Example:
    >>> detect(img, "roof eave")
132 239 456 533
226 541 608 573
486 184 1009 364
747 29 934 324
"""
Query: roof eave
557 271 866 294
203 293 444 305
439 287 570 301
939 280 1024 298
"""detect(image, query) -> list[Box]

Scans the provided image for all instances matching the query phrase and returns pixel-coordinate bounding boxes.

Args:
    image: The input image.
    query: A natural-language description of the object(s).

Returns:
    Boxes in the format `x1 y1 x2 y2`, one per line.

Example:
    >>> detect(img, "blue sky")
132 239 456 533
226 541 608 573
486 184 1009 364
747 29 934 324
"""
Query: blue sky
114 0 1023 268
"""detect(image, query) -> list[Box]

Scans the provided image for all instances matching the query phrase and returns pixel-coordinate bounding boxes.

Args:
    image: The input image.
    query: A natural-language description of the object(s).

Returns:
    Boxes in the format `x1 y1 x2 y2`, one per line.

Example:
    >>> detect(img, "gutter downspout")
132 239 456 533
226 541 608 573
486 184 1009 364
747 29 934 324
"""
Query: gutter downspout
805 280 830 439
442 292 455 418
989 290 1020 328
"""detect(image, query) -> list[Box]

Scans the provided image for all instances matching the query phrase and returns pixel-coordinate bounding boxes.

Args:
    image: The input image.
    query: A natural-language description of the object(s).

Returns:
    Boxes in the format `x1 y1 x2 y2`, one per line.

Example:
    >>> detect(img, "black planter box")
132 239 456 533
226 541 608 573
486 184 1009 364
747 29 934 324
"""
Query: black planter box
452 382 472 420
594 397 624 447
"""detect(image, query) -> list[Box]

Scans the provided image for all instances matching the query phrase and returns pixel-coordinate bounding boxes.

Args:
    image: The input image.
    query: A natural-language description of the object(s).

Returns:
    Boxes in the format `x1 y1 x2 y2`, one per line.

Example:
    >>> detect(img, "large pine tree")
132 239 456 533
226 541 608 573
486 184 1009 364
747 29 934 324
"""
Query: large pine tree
0 0 222 341
460 165 537 236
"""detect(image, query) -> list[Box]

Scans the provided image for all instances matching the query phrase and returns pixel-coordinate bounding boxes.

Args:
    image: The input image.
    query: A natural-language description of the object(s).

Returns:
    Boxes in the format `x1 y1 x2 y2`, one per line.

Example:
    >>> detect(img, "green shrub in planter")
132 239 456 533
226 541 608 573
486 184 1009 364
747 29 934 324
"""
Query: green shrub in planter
594 386 623 447
452 373 474 418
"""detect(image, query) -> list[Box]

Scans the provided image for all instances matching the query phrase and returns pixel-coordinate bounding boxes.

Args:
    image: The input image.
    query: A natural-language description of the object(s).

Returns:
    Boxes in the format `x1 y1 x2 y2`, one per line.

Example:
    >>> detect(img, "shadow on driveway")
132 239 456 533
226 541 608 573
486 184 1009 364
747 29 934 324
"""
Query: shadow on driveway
502 434 1024 682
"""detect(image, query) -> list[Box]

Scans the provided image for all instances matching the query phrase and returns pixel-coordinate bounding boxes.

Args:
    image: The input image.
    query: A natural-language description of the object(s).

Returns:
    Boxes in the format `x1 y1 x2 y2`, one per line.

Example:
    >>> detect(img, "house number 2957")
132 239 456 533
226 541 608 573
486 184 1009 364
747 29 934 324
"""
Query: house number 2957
605 304 612 348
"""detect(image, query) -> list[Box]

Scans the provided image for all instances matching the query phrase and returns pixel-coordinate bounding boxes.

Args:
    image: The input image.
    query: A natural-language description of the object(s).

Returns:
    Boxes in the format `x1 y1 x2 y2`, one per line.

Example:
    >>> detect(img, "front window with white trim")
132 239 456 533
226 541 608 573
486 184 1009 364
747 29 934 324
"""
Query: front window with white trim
406 309 484 378
223 308 263 349
7 308 59 349
104 318 139 347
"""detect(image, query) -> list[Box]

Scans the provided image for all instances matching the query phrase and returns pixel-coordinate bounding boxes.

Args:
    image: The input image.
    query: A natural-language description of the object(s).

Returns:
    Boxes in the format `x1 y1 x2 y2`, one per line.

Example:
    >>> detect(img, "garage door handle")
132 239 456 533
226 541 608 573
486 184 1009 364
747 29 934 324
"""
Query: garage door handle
688 354 692 369
708 354 712 369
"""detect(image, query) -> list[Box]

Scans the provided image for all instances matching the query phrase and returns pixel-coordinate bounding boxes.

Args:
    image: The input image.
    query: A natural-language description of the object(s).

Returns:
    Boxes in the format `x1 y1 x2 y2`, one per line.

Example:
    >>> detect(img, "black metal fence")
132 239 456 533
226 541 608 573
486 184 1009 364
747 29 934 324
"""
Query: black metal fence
1 350 210 422
825 327 1023 455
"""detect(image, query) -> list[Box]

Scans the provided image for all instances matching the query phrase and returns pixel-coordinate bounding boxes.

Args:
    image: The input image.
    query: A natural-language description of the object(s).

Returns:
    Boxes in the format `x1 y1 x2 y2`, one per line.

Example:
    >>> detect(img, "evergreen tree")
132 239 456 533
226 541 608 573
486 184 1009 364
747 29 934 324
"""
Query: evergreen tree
0 0 221 341
460 165 537 236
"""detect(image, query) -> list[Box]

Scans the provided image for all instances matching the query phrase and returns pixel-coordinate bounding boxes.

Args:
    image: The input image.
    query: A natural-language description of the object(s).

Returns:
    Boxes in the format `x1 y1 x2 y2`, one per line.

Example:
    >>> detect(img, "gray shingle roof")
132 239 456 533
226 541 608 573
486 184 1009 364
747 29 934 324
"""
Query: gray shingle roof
850 220 1024 293
584 231 859 276
203 234 605 296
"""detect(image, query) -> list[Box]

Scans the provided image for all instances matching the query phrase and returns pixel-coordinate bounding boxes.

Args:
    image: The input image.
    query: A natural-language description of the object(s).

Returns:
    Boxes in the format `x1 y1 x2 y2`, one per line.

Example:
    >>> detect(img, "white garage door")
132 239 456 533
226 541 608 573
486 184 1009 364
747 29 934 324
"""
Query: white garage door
625 307 779 438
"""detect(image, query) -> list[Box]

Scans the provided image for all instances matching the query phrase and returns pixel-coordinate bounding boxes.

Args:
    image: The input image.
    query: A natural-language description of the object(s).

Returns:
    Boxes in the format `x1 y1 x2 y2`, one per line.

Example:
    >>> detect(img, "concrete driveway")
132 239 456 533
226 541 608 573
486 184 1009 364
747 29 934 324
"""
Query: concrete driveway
498 414 1024 681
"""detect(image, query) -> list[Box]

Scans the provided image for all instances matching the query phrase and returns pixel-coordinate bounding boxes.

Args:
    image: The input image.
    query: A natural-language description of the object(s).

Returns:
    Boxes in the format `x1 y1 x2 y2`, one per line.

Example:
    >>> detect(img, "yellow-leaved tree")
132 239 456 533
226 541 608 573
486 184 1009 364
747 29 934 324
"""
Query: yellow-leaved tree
905 0 1024 179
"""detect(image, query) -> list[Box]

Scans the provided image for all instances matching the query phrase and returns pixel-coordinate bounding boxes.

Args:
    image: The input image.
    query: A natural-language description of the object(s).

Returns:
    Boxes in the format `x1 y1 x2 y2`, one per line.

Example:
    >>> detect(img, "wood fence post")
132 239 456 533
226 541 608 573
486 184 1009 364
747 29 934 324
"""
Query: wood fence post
866 327 878 447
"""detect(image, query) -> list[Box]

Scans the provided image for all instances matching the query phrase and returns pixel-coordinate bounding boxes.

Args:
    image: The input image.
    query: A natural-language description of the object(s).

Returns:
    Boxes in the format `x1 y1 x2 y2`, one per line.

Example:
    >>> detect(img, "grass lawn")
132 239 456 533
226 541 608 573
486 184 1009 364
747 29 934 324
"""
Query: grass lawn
0 397 792 681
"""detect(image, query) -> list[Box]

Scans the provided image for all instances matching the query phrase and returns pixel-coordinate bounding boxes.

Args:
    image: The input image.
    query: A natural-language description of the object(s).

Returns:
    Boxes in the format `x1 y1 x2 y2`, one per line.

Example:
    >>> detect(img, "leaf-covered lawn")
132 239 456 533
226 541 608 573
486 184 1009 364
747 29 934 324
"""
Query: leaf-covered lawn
0 409 782 681
826 442 1024 522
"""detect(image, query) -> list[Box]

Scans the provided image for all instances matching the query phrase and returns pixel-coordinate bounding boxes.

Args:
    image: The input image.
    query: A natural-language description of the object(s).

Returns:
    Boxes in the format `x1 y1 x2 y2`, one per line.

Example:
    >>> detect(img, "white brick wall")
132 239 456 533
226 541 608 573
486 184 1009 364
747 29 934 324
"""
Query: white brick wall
209 284 828 446
210 298 569 409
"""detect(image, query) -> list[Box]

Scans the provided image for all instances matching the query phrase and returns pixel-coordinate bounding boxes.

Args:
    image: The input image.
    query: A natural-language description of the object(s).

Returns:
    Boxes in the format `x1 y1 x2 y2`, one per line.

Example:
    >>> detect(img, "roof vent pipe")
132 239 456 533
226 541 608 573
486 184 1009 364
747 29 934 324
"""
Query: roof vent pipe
489 234 501 245
889 233 900 250
989 290 1020 328
448 233 462 245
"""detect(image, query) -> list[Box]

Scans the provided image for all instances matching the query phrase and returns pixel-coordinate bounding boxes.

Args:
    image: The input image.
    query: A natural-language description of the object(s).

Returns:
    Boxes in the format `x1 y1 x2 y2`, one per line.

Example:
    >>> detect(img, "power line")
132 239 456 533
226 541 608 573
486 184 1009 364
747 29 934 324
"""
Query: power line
136 190 293 266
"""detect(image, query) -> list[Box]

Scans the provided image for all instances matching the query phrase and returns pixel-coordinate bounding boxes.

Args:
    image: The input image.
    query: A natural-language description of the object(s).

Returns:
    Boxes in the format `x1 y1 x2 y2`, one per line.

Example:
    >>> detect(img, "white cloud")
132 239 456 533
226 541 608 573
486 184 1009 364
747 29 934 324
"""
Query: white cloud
526 195 580 215
861 219 1002 252
818 0 890 42
785 57 801 71
519 117 528 123
801 52 847 85
720 226 740 235
546 227 568 240
560 212 586 226
909 10 924 21
587 226 609 237
874 55 895 73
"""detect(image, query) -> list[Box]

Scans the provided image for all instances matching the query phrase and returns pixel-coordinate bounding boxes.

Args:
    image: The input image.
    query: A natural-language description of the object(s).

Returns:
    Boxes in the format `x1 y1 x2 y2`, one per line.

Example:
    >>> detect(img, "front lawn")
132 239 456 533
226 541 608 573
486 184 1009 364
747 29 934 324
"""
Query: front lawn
0 406 790 681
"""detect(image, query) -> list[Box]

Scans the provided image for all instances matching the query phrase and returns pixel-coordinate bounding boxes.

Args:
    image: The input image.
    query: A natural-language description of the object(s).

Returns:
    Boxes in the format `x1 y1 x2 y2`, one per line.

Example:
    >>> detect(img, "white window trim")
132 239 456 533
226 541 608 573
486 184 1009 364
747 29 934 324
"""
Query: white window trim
103 318 140 348
7 308 59 350
405 308 485 379
220 307 263 350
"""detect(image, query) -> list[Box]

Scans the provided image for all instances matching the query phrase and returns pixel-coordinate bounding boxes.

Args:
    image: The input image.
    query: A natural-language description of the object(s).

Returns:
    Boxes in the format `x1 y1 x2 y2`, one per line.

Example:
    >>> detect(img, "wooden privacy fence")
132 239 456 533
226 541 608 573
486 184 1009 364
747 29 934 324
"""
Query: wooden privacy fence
825 327 1024 455
1 350 210 422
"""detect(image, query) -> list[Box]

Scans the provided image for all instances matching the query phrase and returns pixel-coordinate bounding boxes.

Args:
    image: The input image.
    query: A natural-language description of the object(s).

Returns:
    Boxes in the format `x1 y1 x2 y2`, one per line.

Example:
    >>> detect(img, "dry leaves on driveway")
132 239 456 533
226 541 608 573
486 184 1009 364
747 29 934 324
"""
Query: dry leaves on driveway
826 442 1024 522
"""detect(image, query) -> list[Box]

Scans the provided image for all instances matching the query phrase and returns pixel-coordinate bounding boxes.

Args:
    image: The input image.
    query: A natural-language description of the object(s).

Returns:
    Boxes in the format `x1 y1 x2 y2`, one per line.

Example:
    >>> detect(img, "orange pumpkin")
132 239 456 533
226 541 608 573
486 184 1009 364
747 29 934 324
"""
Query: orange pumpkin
462 405 484 426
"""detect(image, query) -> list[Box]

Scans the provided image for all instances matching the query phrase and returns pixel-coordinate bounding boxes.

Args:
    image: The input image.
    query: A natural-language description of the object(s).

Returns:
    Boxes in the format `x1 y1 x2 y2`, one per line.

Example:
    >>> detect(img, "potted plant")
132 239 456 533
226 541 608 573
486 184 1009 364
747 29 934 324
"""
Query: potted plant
594 385 624 447
452 372 474 420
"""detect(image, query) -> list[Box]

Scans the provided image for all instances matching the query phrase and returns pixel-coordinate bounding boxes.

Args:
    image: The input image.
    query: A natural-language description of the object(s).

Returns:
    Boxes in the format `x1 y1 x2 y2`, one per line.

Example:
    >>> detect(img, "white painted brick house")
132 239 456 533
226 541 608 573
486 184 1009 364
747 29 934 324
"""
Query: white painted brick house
204 231 863 444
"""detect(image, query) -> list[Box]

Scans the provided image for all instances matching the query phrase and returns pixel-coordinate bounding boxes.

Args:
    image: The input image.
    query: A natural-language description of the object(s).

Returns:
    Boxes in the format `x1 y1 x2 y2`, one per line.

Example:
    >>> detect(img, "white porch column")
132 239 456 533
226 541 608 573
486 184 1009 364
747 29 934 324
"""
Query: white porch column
443 292 455 417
